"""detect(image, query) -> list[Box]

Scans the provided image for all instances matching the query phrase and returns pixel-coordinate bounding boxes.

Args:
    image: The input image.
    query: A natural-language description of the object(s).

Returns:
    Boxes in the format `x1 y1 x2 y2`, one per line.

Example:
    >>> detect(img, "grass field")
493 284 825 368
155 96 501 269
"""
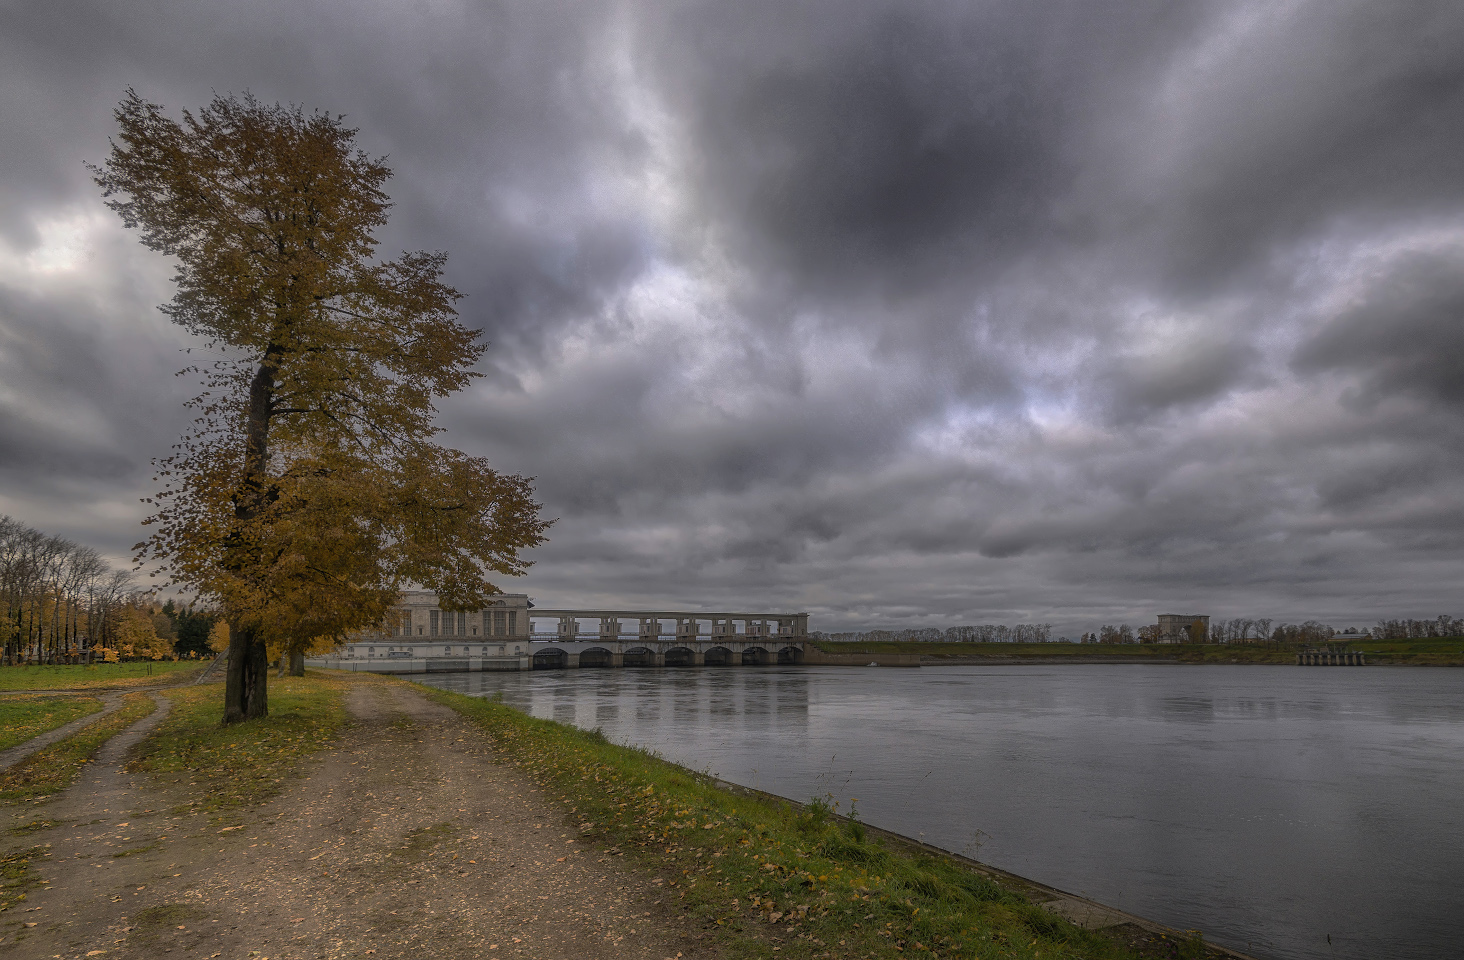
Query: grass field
0 661 203 691
129 674 350 814
1339 638 1464 664
812 638 1464 665
0 693 155 805
424 683 1209 960
0 696 104 751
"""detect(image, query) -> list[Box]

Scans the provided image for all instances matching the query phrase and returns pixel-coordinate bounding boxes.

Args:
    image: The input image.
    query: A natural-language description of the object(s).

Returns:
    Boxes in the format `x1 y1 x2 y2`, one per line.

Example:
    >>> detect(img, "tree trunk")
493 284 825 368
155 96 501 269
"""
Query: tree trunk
221 358 280 724
289 648 305 676
223 618 269 724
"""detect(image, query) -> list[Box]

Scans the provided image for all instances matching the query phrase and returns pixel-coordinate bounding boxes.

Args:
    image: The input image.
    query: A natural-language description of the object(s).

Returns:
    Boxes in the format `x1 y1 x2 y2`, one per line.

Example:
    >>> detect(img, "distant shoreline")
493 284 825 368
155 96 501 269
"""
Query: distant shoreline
809 638 1464 667
917 655 1460 666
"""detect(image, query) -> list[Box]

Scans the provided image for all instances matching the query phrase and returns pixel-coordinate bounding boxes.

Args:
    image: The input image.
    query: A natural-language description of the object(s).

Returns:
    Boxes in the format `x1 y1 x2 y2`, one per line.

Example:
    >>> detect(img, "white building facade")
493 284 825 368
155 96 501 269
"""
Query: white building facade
320 590 533 673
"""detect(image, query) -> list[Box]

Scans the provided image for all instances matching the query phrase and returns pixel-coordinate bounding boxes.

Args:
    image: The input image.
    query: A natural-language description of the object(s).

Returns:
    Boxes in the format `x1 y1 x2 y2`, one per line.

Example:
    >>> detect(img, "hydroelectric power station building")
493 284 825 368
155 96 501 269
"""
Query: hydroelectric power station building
308 590 811 673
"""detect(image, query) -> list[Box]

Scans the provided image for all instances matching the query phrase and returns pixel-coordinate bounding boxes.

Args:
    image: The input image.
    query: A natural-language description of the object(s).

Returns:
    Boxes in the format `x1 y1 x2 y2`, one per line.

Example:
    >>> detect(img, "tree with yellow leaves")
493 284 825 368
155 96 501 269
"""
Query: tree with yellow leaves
95 91 551 723
114 602 174 660
207 619 230 655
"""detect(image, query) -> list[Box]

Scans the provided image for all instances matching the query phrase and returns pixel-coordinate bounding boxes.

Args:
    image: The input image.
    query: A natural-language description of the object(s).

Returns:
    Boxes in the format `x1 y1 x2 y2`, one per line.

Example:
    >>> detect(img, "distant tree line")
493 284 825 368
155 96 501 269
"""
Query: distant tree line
1208 618 1275 643
811 624 1054 643
817 614 1464 648
1371 616 1464 639
0 515 217 664
1080 616 1463 644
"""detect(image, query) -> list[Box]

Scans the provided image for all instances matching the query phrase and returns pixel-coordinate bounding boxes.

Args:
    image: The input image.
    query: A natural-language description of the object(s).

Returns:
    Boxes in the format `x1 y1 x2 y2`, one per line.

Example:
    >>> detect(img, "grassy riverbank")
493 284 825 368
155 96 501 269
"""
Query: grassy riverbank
813 638 1464 665
8 670 1233 957
1341 638 1464 664
0 661 203 691
424 683 1220 960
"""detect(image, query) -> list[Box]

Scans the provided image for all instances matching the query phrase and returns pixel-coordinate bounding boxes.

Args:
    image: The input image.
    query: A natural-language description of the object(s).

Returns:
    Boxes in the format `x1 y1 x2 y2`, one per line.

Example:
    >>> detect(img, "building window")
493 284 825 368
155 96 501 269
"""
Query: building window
508 611 518 635
430 610 439 637
493 610 507 636
457 611 467 635
443 646 451 655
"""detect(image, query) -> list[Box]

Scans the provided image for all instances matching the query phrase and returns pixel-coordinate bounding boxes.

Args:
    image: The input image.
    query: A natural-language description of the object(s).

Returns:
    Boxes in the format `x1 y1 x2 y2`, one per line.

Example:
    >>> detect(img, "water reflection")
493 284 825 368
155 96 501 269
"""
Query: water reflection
418 664 1464 960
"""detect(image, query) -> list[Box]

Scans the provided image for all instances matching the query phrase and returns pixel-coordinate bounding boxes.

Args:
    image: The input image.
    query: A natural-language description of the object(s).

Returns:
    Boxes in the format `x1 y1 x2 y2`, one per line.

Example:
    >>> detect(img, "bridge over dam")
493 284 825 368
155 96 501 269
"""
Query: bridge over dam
308 592 825 673
526 609 809 668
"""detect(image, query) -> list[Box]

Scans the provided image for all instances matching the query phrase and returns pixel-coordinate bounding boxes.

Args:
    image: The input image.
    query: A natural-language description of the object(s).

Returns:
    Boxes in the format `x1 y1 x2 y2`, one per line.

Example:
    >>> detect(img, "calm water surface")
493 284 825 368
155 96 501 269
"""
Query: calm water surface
417 664 1464 960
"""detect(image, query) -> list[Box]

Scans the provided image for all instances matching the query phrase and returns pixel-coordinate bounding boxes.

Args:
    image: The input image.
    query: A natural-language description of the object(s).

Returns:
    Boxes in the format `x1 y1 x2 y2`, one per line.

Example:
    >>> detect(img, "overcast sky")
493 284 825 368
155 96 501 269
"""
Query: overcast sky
2 0 1462 634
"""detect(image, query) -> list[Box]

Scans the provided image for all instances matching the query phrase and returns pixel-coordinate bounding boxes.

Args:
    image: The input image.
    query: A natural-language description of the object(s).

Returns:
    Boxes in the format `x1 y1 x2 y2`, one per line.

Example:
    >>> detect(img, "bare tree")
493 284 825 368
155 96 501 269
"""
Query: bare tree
0 516 133 664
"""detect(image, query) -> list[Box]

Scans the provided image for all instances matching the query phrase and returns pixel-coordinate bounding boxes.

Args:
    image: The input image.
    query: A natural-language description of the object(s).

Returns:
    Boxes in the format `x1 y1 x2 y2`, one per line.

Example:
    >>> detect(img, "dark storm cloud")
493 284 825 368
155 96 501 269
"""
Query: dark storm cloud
1140 1 1464 293
1 0 1462 629
1295 247 1464 407
642 1 1206 291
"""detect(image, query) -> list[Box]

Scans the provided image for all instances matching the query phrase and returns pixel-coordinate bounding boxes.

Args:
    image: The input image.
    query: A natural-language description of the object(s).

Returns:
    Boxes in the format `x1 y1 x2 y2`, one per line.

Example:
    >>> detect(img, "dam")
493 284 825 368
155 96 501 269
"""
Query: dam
308 590 810 673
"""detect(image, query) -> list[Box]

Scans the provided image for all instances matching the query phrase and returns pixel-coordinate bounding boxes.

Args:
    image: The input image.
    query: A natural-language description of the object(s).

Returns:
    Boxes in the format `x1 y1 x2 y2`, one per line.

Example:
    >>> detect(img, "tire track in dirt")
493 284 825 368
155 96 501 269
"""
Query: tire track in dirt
2 693 174 958
0 693 126 772
3 680 717 960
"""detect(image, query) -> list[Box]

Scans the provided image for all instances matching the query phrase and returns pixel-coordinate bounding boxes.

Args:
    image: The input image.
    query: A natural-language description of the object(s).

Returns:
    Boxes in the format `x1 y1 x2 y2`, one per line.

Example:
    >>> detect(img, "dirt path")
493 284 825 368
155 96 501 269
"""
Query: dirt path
2 681 717 960
0 693 126 771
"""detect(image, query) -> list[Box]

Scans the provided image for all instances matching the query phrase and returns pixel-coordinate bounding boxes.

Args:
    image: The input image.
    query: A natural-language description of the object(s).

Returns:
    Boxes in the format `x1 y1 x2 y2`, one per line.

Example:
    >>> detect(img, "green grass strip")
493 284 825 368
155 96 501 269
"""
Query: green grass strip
0 696 104 751
0 693 155 805
129 673 349 814
0 661 203 692
423 684 1167 960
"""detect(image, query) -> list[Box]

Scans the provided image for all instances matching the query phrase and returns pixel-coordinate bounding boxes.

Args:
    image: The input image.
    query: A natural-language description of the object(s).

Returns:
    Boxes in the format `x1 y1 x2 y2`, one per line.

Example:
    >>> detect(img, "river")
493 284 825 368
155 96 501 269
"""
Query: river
415 663 1464 960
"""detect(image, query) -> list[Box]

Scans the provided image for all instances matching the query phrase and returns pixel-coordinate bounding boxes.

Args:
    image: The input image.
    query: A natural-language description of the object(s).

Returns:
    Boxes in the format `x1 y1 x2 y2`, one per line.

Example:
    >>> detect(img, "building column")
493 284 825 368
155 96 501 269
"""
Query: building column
651 648 666 667
565 652 581 669
691 648 705 666
609 649 624 668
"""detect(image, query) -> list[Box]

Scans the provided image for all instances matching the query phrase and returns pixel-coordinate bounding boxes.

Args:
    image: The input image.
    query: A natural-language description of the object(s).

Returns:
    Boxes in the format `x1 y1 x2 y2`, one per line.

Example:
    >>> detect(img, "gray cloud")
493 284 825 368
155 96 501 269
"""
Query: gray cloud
2 0 1463 632
1295 247 1464 407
